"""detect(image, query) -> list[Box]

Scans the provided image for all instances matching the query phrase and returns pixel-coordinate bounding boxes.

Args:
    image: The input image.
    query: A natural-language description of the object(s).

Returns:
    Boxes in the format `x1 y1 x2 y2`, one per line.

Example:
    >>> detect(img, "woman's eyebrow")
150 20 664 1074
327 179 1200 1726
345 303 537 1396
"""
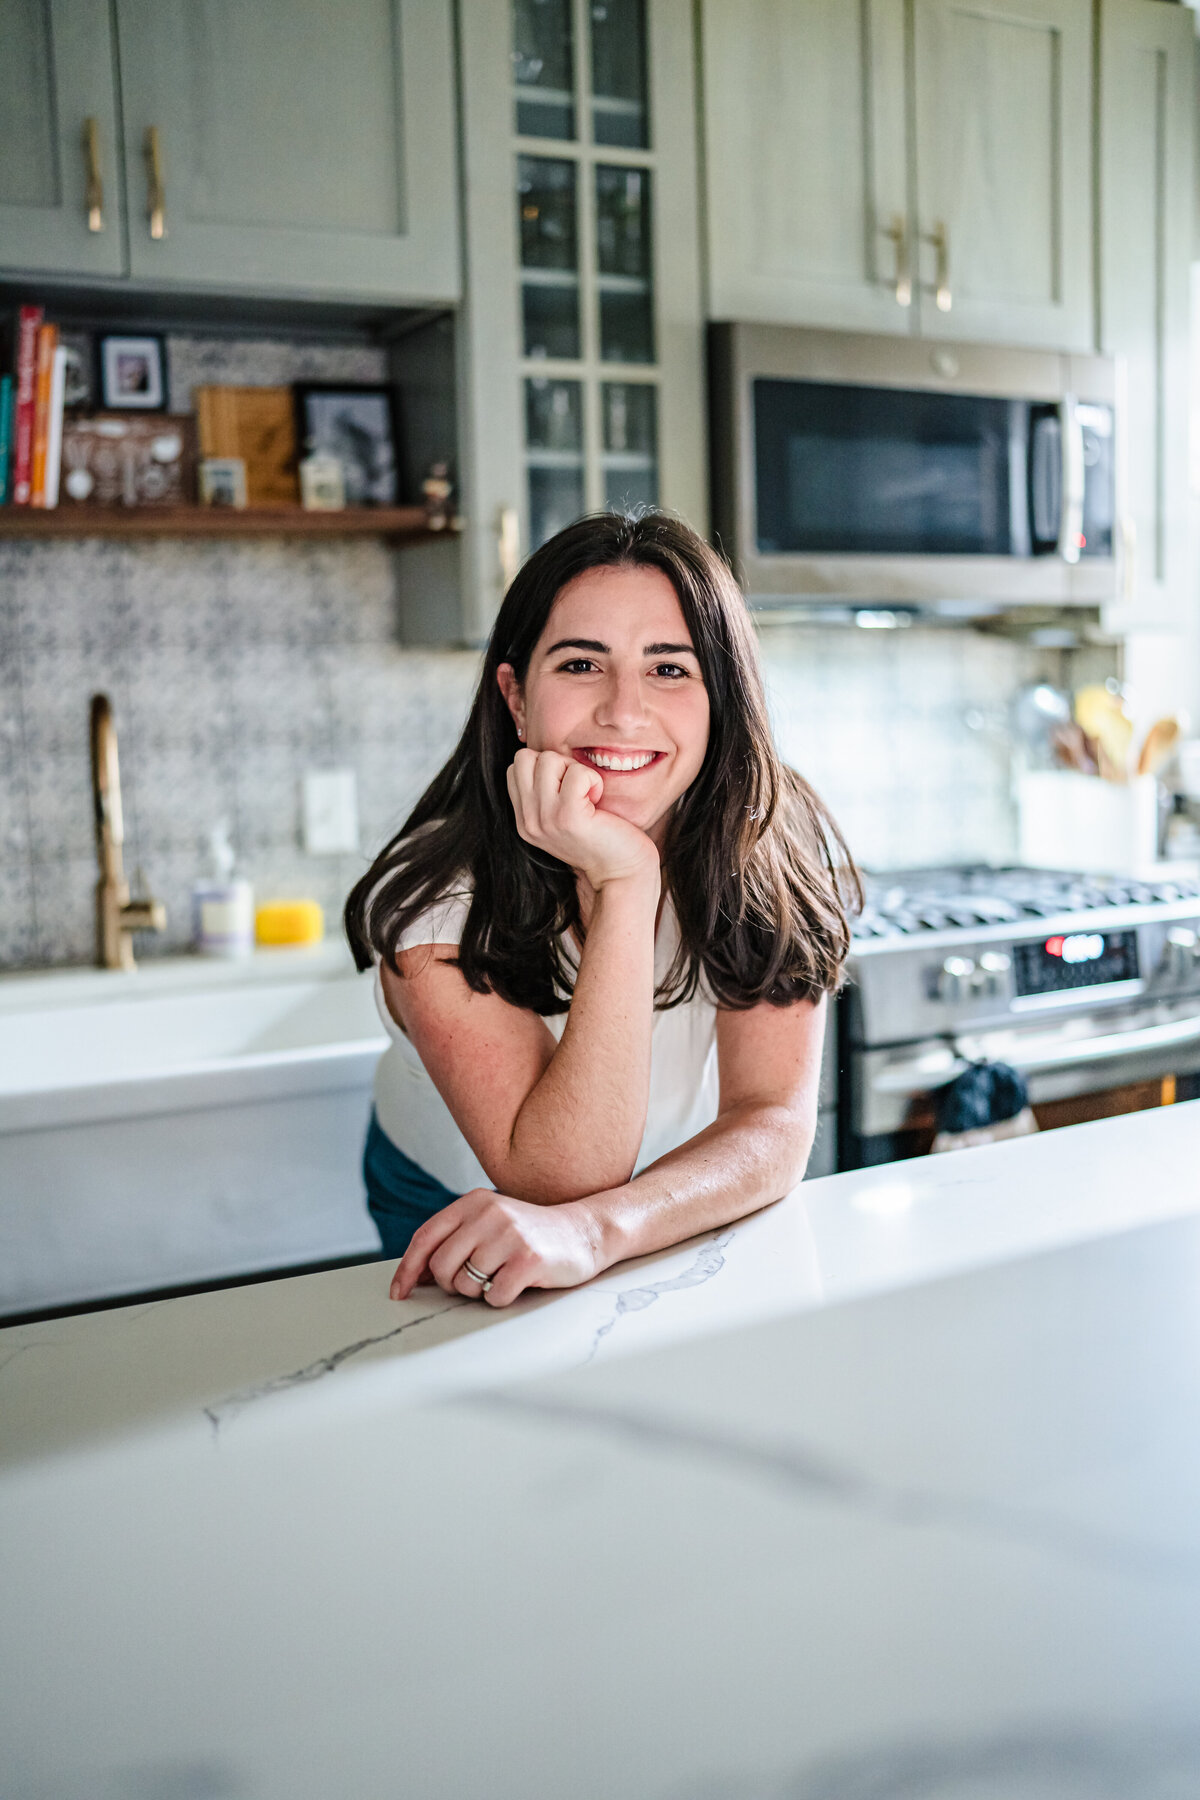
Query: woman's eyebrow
543 638 698 656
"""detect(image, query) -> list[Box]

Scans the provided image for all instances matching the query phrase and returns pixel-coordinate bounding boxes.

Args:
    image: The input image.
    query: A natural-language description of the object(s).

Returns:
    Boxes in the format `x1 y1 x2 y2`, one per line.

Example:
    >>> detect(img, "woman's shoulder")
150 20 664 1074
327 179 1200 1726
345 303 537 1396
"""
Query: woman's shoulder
366 829 474 958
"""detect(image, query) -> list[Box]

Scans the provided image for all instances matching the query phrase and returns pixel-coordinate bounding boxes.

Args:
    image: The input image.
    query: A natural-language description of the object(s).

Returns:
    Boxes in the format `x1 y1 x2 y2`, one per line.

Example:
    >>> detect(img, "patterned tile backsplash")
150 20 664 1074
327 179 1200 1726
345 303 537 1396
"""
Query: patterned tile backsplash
0 525 1087 969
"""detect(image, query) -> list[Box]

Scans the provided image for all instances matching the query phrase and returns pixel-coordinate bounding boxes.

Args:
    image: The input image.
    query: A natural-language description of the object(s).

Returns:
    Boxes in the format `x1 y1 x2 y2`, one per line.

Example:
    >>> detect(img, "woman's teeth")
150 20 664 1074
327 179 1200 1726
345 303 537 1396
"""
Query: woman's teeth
580 749 659 772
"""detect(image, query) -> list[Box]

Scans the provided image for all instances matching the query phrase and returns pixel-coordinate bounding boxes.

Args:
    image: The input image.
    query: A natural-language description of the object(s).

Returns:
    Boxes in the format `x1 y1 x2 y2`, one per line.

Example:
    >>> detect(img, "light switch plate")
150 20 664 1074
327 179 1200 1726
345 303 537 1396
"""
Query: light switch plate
302 769 359 855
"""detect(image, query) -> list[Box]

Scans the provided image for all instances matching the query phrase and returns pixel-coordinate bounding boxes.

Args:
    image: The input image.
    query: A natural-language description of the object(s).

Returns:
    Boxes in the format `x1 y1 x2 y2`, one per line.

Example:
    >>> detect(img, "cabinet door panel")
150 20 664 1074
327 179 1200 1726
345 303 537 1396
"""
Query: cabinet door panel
913 0 1092 347
702 0 912 332
116 0 458 302
1098 0 1193 634
0 0 125 277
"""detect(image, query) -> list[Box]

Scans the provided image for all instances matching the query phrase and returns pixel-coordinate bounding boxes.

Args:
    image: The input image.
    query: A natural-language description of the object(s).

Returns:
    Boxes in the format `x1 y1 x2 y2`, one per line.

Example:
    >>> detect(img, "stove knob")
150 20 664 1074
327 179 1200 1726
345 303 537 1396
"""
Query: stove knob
1161 926 1199 980
977 950 1012 997
938 955 976 1003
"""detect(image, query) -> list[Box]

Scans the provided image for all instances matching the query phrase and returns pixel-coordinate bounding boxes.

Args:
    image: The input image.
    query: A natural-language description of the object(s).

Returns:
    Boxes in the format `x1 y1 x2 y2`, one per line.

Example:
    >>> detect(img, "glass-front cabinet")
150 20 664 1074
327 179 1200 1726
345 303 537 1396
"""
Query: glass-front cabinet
514 0 661 549
456 0 704 640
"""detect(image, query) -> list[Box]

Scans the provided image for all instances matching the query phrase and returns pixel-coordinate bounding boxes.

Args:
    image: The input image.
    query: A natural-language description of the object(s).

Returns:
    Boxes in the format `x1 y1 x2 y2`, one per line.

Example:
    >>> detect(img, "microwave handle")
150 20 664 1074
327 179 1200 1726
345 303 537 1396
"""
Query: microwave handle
1057 394 1085 565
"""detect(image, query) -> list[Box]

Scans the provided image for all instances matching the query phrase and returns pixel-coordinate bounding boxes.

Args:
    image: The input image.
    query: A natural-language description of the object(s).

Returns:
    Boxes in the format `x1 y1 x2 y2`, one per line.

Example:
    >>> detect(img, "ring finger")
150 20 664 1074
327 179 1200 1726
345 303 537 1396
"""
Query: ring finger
428 1224 503 1298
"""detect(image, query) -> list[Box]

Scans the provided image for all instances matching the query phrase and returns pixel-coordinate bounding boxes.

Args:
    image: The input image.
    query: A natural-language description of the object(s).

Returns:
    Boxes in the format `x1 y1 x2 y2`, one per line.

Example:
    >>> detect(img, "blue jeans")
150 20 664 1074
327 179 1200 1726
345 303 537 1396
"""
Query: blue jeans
363 1109 460 1256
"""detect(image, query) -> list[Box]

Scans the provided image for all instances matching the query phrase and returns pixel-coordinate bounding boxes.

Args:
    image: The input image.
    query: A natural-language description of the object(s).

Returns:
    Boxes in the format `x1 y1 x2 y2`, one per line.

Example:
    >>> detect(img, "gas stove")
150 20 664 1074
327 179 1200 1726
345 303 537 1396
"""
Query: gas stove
839 864 1200 1170
853 865 1200 945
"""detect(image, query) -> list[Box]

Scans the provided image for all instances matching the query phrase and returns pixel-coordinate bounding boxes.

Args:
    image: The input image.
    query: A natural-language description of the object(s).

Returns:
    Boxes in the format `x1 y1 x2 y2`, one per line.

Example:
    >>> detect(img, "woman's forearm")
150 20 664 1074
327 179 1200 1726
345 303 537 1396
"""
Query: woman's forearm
569 1101 816 1267
504 869 660 1202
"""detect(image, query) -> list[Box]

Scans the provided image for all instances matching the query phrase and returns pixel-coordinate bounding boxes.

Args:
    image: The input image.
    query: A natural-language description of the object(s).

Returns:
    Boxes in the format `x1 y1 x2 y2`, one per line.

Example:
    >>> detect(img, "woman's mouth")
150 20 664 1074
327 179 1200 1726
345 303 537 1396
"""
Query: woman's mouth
572 747 665 773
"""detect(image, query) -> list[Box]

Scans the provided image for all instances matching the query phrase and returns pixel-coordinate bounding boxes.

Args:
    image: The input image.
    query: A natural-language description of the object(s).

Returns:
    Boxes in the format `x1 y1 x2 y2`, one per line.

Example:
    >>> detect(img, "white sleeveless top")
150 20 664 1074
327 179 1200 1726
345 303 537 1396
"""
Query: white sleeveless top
371 887 720 1195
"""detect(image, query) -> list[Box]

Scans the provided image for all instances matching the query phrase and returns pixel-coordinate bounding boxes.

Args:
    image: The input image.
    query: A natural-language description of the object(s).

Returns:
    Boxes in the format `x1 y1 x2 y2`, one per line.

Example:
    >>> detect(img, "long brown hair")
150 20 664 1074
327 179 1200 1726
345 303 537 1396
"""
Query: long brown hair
345 511 859 1010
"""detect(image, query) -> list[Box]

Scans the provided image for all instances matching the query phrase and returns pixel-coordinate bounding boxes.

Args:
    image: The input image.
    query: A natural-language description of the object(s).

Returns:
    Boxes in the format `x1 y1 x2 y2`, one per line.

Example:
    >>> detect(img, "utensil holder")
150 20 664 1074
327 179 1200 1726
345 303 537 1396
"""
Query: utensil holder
1017 771 1160 874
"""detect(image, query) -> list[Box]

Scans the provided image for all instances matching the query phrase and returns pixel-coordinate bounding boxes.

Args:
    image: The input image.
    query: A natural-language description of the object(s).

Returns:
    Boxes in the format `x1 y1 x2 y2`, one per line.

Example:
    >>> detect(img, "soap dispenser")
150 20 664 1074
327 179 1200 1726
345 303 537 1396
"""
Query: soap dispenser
192 821 254 957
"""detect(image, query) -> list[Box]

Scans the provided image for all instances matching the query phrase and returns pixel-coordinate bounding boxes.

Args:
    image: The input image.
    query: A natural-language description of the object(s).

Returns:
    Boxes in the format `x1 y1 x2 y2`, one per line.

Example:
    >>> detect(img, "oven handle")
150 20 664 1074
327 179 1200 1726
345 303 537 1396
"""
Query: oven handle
1057 393 1085 566
871 1011 1200 1097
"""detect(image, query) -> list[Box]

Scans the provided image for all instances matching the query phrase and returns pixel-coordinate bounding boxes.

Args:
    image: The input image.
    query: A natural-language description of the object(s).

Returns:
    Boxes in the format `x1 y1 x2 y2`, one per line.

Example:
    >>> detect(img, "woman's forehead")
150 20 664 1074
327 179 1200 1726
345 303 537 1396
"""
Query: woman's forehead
540 564 692 649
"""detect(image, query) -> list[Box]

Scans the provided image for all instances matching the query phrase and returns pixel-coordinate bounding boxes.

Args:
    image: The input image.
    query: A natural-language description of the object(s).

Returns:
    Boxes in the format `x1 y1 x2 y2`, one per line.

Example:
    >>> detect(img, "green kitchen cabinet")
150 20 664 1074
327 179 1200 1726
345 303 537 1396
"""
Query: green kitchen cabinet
701 0 913 335
911 0 1093 350
1097 0 1194 635
701 0 1093 350
0 0 126 278
450 0 705 645
113 0 459 302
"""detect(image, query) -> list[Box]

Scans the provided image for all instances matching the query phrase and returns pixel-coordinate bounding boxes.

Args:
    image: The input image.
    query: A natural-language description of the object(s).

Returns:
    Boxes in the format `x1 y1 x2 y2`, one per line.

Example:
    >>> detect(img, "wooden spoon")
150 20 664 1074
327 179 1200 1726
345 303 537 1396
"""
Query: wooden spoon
1137 716 1183 777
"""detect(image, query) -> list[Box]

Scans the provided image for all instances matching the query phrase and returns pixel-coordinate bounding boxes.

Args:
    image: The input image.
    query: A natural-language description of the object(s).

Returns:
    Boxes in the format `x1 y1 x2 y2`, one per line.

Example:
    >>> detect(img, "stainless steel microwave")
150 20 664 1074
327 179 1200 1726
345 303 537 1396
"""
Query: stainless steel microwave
709 324 1121 617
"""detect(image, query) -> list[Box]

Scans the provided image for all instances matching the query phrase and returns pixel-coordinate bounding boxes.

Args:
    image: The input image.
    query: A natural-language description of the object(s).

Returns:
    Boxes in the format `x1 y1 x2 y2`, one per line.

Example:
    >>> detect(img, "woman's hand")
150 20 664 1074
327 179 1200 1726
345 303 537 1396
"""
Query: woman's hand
506 748 659 889
390 1188 604 1307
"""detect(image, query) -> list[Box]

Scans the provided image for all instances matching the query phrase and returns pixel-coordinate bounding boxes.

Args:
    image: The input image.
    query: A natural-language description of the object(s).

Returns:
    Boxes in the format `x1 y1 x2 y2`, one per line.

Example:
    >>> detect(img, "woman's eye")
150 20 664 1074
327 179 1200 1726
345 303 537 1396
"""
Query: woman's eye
558 659 599 674
652 662 689 680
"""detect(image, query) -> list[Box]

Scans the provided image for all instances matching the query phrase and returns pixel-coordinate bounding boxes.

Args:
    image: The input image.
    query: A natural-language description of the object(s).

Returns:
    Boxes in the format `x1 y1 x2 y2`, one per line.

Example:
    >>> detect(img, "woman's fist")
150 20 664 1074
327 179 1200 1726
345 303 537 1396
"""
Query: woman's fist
506 748 659 889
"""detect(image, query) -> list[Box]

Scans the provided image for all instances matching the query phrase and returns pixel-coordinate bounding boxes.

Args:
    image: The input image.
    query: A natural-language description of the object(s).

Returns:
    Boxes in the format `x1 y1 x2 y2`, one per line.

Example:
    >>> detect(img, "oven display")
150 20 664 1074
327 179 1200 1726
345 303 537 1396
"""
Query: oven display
1012 929 1139 997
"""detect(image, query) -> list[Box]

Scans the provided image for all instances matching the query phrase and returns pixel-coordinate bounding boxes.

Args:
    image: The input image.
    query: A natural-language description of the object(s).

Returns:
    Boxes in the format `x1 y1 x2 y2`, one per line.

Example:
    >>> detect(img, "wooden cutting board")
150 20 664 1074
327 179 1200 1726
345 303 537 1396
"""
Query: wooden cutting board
195 385 298 506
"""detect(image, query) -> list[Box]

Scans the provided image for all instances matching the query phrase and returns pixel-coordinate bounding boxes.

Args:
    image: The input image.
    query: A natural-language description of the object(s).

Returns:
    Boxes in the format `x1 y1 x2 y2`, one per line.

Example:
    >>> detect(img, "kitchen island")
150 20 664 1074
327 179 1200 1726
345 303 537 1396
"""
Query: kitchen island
3 1104 1200 1798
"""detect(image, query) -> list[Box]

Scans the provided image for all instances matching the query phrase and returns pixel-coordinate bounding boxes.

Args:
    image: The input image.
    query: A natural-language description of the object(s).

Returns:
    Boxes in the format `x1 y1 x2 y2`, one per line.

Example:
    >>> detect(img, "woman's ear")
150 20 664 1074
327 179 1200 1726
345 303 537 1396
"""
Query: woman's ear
496 663 526 741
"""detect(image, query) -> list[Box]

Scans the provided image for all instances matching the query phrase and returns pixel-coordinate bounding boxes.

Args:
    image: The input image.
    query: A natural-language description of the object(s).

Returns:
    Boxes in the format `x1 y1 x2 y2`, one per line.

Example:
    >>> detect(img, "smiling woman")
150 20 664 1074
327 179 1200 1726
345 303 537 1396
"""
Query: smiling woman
344 511 858 1305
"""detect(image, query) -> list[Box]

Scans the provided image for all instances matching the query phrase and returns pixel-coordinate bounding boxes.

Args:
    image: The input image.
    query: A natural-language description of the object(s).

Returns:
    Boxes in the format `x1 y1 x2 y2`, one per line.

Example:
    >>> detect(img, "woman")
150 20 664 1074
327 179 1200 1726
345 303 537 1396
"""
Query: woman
345 511 857 1308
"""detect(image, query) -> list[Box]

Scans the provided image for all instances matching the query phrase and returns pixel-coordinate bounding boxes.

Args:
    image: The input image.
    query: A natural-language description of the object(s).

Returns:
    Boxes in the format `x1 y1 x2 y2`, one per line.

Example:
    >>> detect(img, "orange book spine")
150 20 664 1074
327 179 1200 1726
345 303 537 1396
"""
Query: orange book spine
29 324 58 508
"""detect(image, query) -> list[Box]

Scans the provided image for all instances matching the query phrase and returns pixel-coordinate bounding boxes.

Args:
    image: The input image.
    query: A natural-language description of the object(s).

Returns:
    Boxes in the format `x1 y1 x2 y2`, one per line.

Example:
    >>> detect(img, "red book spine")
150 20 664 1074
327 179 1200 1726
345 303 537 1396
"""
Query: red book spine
12 305 44 506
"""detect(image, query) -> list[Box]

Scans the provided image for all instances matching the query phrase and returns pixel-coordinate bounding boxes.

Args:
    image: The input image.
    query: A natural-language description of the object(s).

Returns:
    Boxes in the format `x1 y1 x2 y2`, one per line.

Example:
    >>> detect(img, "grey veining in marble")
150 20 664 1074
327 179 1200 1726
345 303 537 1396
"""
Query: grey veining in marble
586 1228 735 1360
202 1295 469 1436
675 1720 1200 1800
479 1387 1200 1583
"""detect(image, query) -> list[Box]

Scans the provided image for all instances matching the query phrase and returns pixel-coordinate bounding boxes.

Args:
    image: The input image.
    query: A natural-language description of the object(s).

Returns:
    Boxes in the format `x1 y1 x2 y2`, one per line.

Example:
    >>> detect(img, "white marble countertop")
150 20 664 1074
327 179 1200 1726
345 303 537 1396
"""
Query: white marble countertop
3 1105 1200 1798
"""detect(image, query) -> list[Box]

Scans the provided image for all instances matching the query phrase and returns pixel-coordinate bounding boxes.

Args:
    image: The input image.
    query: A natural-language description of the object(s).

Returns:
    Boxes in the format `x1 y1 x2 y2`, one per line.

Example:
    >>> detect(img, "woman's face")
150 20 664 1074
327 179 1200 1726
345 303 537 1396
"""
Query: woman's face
497 564 711 845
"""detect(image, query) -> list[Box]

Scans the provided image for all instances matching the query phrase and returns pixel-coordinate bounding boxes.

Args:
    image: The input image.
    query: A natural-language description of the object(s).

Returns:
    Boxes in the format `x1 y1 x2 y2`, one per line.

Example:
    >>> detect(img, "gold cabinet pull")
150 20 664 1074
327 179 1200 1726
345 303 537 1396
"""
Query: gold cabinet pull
144 125 167 240
923 222 952 312
83 116 104 232
497 505 522 590
883 214 911 307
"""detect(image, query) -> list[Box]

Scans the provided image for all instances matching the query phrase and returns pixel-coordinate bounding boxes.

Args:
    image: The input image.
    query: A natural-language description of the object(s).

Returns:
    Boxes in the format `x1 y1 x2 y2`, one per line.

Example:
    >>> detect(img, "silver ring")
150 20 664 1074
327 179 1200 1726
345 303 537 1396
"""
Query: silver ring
462 1259 493 1293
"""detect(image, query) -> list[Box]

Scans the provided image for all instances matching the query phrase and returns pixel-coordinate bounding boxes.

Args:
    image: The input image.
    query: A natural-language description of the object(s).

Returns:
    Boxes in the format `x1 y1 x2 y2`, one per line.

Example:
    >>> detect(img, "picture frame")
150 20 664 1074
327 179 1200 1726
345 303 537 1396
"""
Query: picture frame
293 382 399 506
99 333 167 411
198 457 248 509
58 330 96 410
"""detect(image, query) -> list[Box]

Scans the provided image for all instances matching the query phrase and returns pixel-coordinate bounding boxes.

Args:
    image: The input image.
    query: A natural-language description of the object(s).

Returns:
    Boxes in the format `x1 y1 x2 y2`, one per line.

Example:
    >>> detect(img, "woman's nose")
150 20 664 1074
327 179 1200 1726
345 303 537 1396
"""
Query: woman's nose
594 669 648 734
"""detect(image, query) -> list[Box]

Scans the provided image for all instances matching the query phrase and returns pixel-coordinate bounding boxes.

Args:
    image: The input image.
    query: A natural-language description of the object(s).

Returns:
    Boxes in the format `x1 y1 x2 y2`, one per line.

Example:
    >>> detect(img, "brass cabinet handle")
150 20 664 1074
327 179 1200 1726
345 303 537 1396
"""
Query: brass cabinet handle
883 214 912 307
923 222 952 312
144 125 166 240
497 506 522 590
83 116 103 232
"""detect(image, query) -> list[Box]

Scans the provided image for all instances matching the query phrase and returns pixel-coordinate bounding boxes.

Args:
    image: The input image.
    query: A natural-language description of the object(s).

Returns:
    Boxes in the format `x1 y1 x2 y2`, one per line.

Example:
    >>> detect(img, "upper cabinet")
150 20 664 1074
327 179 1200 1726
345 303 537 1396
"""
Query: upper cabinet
701 0 912 335
0 0 460 305
1097 0 1194 635
0 0 126 279
911 0 1093 348
114 0 458 301
702 0 1094 350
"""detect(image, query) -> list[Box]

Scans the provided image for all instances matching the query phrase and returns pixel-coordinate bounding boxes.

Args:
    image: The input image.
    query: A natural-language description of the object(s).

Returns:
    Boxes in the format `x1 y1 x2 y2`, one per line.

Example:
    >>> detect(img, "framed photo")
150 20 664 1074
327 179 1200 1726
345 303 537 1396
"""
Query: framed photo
294 383 398 506
198 457 248 509
99 334 167 411
58 330 96 410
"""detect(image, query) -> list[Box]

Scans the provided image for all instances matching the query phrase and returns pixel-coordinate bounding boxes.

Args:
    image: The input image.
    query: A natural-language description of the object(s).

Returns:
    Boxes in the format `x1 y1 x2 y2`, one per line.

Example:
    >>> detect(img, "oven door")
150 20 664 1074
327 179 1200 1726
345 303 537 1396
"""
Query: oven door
849 999 1200 1166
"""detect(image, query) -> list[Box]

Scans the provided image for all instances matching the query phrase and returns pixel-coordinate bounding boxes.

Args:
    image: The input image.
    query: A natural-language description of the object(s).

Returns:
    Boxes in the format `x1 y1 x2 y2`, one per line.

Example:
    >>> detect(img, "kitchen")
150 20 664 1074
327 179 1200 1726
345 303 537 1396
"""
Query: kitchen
3 2 1200 1795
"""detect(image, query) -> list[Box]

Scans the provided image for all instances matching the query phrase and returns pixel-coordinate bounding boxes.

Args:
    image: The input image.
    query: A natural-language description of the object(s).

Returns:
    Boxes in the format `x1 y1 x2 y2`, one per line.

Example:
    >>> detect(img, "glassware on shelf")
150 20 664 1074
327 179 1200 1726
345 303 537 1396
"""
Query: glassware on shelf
595 165 654 362
529 465 585 549
513 0 576 139
601 380 657 510
526 377 584 452
589 0 649 148
518 156 581 359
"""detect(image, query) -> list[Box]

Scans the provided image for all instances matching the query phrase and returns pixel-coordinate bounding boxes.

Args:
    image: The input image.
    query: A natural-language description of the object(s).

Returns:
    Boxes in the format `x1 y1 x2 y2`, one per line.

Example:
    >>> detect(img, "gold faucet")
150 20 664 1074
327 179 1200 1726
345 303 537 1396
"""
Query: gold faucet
90 694 166 970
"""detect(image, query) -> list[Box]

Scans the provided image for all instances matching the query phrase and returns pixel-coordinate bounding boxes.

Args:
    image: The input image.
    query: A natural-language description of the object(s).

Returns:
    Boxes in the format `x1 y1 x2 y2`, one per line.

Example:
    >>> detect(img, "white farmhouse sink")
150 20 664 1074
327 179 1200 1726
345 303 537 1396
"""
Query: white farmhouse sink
0 946 387 1316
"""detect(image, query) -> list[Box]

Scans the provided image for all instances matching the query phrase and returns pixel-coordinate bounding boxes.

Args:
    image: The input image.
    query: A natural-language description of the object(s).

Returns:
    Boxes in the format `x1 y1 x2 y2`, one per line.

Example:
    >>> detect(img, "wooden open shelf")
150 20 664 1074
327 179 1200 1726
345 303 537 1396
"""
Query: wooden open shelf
0 504 441 543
